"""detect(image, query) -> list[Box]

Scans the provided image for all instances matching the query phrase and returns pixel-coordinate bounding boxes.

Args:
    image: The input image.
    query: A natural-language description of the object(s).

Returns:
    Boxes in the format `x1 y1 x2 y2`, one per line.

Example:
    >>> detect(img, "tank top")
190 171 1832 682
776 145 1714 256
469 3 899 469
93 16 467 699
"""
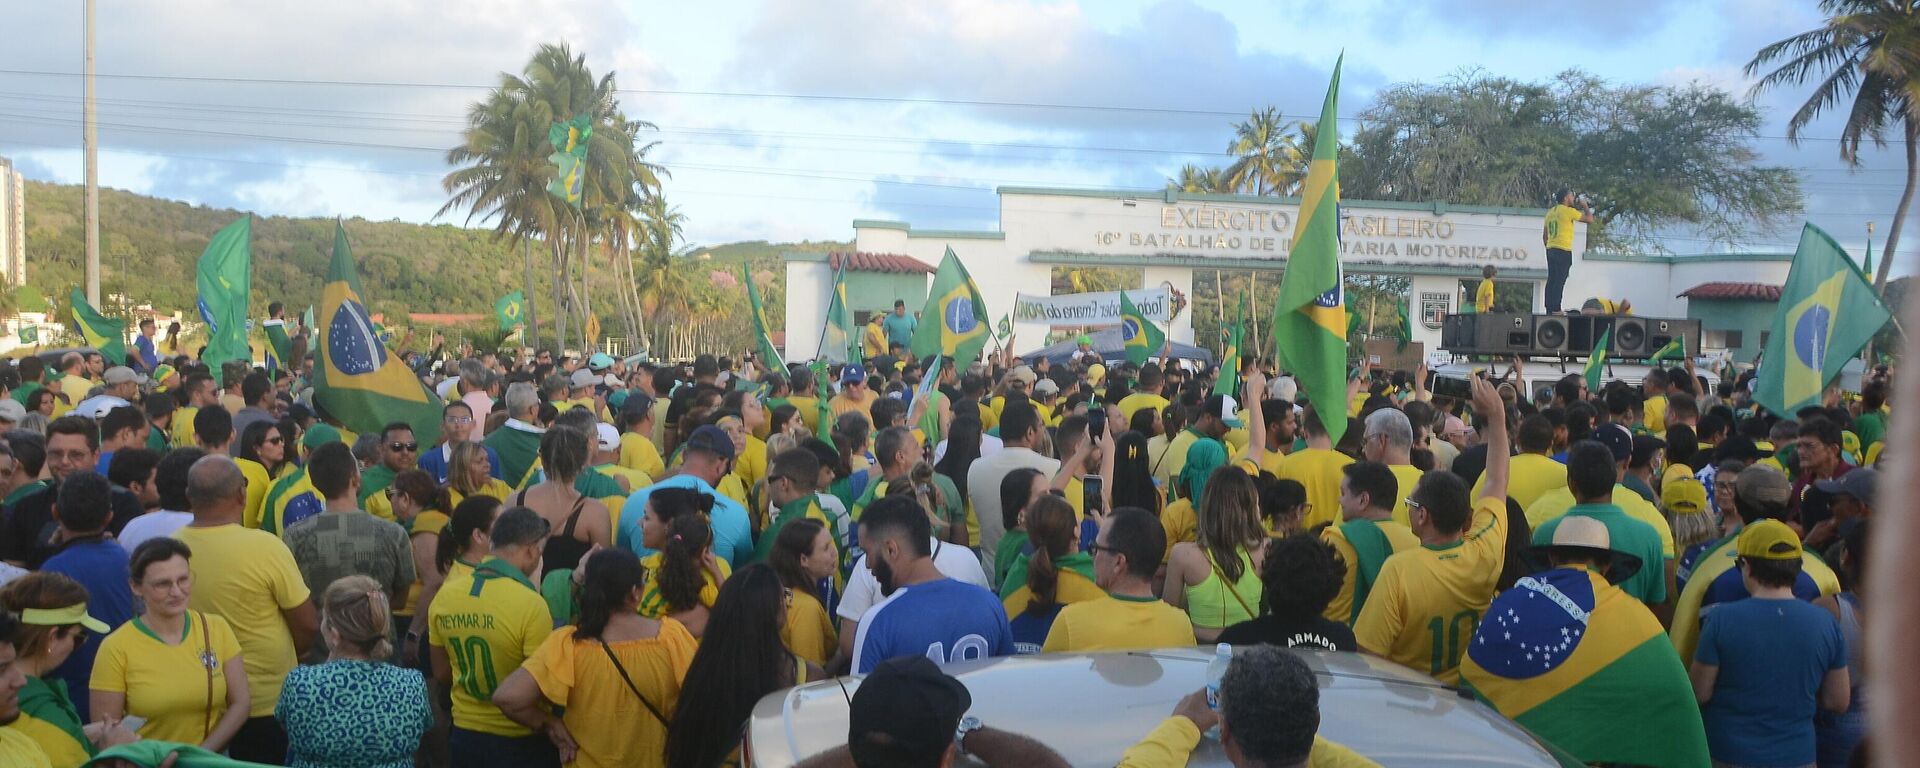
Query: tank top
521 488 593 575
1185 547 1263 630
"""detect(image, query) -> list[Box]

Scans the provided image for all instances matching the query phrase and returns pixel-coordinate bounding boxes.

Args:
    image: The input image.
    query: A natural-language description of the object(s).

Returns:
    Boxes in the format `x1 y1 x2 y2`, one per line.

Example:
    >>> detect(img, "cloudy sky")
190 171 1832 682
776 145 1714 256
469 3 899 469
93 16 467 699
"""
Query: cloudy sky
0 0 1908 269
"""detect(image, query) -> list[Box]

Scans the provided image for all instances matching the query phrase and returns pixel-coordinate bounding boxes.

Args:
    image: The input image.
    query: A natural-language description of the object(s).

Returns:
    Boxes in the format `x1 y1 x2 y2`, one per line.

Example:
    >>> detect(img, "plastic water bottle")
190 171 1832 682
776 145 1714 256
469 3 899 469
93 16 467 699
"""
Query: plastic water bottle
1205 643 1232 710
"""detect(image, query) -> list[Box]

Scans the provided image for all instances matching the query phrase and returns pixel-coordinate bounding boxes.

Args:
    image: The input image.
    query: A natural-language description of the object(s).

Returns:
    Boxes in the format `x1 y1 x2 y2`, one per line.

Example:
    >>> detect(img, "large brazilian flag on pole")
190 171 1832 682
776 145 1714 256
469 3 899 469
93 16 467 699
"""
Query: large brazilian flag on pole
1270 56 1350 443
196 216 253 378
910 247 990 365
312 220 444 444
1753 223 1891 415
822 263 858 365
67 288 127 365
1462 567 1710 767
1119 290 1164 366
1212 291 1246 398
744 263 785 371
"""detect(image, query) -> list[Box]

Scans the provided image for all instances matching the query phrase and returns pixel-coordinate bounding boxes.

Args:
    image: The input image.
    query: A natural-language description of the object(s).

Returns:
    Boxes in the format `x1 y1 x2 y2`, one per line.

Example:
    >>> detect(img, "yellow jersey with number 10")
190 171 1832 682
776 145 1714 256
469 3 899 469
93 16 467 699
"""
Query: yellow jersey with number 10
1354 496 1508 684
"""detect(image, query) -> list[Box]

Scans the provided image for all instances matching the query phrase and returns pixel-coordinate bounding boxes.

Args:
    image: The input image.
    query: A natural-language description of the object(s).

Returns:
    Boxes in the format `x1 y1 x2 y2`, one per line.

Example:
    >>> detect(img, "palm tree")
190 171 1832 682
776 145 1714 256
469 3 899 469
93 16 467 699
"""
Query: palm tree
1223 107 1309 196
1168 164 1227 193
1748 0 1920 290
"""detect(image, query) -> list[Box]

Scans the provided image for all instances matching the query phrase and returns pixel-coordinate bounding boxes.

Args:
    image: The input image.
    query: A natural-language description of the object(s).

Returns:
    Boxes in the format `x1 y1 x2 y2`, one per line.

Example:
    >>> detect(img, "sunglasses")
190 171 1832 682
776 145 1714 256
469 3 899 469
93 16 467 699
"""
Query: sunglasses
264 436 284 445
389 442 419 453
1085 542 1122 557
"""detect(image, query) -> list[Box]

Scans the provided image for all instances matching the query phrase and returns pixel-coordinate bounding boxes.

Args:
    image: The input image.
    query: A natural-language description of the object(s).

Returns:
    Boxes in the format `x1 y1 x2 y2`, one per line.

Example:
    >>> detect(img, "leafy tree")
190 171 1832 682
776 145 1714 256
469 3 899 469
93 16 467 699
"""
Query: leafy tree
1223 108 1310 196
1168 164 1227 193
1747 0 1920 290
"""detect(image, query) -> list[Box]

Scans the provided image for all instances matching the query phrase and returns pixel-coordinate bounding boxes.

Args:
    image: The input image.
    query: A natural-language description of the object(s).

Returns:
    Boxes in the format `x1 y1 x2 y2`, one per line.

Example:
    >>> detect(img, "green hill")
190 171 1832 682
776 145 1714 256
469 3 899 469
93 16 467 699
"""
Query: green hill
19 180 846 332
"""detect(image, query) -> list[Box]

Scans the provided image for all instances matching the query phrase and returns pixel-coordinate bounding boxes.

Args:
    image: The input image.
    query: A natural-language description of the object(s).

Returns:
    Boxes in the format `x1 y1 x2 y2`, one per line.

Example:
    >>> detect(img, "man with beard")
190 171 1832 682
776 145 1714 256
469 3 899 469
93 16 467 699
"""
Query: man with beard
850 496 1011 674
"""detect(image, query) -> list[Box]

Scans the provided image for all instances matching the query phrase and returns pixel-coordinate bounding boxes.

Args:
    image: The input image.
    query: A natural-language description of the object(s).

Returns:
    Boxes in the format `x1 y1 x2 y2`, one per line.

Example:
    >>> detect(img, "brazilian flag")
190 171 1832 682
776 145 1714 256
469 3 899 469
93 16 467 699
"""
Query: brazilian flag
196 216 253 376
1462 568 1710 767
261 466 322 536
745 263 785 370
1583 326 1610 393
1668 530 1842 664
263 319 291 371
67 288 127 365
1394 297 1412 351
1269 56 1349 442
547 114 592 207
1119 290 1164 366
822 263 858 365
495 291 527 331
1647 334 1685 364
1212 291 1246 398
1754 223 1891 415
910 247 990 365
311 221 444 444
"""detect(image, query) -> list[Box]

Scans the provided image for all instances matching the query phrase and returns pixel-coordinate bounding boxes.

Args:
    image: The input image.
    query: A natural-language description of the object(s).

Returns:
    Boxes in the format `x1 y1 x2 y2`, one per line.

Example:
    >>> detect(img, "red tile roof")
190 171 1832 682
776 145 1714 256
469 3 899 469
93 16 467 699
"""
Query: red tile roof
1678 282 1782 301
828 251 937 275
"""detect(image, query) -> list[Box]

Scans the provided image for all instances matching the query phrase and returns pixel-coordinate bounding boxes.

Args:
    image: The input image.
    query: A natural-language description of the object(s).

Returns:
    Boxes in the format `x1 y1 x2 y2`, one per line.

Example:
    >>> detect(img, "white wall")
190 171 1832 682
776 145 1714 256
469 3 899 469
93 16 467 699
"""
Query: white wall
783 261 831 360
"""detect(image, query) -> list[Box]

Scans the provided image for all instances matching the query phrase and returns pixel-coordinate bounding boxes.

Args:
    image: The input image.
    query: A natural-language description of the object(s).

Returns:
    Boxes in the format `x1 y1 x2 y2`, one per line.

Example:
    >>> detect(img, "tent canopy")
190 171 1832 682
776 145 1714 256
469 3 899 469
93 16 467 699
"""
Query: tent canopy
1021 328 1216 367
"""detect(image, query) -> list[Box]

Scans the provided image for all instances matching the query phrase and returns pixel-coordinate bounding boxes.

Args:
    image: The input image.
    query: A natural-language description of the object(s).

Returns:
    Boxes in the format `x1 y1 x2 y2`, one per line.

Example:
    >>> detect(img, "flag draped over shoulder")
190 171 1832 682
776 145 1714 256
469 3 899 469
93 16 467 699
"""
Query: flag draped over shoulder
1212 292 1246 398
745 264 785 370
910 247 990 365
1119 291 1165 366
495 291 527 331
1461 568 1709 768
67 288 126 365
1754 224 1892 415
196 216 253 376
312 221 444 444
1269 56 1349 443
1583 327 1610 392
822 264 857 365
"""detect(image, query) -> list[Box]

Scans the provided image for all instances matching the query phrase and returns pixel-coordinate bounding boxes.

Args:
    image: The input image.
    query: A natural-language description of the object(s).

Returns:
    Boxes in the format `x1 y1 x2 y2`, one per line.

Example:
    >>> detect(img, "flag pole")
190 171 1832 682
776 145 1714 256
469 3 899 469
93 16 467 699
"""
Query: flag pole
811 261 842 364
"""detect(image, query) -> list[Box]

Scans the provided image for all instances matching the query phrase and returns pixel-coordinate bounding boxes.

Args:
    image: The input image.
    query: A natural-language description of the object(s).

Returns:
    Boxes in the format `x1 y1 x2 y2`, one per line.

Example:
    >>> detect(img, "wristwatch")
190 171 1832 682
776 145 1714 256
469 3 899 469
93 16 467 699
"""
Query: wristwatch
954 716 984 755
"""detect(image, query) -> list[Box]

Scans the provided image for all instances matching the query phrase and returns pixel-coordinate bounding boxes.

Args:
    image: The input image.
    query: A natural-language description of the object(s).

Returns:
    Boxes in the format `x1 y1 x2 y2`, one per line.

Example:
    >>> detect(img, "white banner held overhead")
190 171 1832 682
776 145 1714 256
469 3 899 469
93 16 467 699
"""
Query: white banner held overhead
1012 286 1173 328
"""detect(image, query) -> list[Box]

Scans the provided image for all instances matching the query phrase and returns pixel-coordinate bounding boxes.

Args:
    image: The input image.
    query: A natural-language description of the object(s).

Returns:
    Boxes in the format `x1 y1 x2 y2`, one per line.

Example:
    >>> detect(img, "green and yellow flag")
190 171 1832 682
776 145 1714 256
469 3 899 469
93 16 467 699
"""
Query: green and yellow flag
1647 334 1686 364
1212 292 1246 398
809 359 833 442
66 288 126 365
311 221 444 444
1461 568 1710 767
196 216 253 375
1584 326 1610 392
910 247 990 365
745 264 785 370
1394 297 1413 351
547 114 592 207
822 263 858 365
1753 224 1892 415
263 319 292 370
495 291 527 331
1269 56 1349 442
1119 291 1165 366
17 325 37 345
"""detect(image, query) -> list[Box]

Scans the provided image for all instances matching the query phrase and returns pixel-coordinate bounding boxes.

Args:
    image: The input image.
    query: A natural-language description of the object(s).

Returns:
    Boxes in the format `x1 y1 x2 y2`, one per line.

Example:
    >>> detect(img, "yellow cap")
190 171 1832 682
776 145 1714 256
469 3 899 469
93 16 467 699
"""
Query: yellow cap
1736 519 1802 561
1087 364 1106 386
1662 477 1708 516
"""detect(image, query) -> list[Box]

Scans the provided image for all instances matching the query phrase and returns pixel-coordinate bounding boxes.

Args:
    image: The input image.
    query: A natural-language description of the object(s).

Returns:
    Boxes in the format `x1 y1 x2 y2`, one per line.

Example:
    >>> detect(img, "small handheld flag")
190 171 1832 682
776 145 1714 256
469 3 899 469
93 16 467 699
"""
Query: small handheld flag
1212 292 1246 398
744 264 785 370
17 325 36 345
1584 327 1611 392
1394 298 1413 351
495 291 527 331
1647 334 1686 364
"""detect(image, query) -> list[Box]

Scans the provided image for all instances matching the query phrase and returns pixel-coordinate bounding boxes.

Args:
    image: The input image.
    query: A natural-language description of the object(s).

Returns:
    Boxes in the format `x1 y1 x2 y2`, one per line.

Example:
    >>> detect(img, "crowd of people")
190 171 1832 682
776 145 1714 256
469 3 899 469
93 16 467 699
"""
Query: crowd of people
0 317 1891 768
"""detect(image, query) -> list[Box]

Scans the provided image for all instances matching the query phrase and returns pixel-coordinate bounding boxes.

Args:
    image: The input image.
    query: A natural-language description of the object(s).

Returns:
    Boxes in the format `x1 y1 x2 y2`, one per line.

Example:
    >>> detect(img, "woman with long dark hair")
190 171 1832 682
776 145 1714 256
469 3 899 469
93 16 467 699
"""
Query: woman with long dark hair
637 488 729 638
1000 495 1103 654
235 420 290 529
494 549 696 768
391 469 454 666
665 564 810 768
1110 431 1163 514
933 415 984 546
768 518 838 668
992 467 1050 589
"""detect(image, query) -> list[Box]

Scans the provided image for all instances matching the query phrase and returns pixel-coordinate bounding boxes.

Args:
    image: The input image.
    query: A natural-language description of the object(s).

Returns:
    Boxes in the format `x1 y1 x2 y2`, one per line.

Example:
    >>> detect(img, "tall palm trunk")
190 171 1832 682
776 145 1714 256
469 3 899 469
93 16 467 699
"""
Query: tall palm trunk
1875 118 1918 293
523 238 538 352
551 235 567 353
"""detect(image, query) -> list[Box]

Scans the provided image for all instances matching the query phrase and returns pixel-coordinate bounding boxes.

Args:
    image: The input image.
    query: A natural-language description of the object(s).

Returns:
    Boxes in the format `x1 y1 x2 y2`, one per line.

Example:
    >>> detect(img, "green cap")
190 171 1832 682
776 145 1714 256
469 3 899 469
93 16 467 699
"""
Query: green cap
302 423 342 450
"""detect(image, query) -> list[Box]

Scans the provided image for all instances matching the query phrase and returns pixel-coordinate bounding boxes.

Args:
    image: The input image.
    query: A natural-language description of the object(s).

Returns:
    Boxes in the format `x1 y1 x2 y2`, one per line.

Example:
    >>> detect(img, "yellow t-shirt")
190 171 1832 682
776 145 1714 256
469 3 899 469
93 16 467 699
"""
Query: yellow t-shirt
1320 519 1422 625
1642 394 1668 435
1474 279 1495 313
237 458 272 530
1042 595 1196 653
1544 203 1583 251
1471 453 1568 511
638 551 733 619
732 435 768 495
1117 716 1381 768
781 590 839 668
552 397 595 414
171 524 310 717
170 406 200 449
0 725 52 768
429 560 554 737
522 622 698 768
1385 464 1427 528
786 395 820 433
1276 448 1353 530
976 401 999 433
828 390 879 422
1155 430 1200 491
1116 393 1170 426
448 478 514 510
399 510 451 616
91 612 244 745
618 432 666 480
1354 496 1508 684
1526 485 1674 558
1159 498 1196 564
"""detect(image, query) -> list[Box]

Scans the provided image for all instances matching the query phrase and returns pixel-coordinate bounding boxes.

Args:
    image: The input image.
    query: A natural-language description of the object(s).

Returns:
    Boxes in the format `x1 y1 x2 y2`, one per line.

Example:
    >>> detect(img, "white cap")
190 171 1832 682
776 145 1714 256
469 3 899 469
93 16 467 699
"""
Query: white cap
593 423 620 452
1267 375 1298 404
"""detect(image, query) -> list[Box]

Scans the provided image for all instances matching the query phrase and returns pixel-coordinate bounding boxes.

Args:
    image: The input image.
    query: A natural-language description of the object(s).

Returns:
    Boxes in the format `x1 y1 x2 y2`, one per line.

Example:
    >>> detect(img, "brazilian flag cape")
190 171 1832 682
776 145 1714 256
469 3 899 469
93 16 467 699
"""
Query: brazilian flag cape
16 676 93 766
260 467 323 537
754 494 833 564
1668 530 1840 663
1461 567 1709 768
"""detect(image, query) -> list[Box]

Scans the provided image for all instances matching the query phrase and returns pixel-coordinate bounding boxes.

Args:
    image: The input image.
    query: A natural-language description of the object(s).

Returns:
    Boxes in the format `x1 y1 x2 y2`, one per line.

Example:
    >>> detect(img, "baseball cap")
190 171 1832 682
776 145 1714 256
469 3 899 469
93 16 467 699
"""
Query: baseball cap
840 365 867 384
1662 476 1709 516
1086 363 1106 386
1267 375 1298 404
848 656 972 766
302 423 342 450
1033 378 1059 397
1591 424 1633 463
1736 519 1803 561
103 366 147 386
0 399 23 424
1735 466 1793 507
593 423 620 453
569 368 598 390
1205 394 1244 429
683 424 737 461
1075 333 1093 346
1814 467 1876 506
1007 366 1036 386
588 352 615 371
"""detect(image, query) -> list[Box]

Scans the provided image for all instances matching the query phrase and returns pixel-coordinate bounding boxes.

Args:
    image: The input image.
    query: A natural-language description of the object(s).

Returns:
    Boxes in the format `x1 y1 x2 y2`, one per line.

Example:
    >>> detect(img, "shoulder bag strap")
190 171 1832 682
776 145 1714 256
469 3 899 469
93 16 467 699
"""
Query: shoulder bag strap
1207 550 1257 621
597 638 670 726
197 611 215 742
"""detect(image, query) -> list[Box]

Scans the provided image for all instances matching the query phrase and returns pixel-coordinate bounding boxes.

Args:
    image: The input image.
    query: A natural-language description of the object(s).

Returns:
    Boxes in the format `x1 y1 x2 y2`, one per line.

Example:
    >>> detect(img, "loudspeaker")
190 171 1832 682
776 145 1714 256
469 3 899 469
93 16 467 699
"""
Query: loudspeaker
1440 313 1531 355
1441 313 1703 359
1616 317 1702 361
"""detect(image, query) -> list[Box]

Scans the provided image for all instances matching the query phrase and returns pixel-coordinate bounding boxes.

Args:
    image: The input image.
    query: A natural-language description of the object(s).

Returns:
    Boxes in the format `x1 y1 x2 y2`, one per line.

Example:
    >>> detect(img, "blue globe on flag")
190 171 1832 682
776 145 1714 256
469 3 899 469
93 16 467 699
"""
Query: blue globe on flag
944 297 978 334
197 298 219 333
1121 318 1142 342
328 299 387 375
1792 305 1831 369
1315 285 1342 308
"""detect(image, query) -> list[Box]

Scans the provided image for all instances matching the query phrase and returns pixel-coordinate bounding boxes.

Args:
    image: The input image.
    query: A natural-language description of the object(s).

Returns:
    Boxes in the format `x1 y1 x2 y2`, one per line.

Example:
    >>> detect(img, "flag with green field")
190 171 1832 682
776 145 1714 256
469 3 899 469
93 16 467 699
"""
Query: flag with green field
910 247 990 365
1584 327 1610 392
822 264 857 365
495 291 527 331
1647 334 1685 364
547 114 592 207
1119 290 1164 366
1269 56 1349 442
196 216 253 376
745 264 785 371
1753 223 1891 415
67 288 127 365
1212 291 1246 398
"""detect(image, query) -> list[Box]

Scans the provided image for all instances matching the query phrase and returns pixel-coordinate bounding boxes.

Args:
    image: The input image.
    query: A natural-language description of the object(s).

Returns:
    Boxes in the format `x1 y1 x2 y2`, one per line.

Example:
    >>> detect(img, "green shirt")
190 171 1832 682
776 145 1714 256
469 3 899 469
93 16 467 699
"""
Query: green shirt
755 494 830 564
1531 502 1668 604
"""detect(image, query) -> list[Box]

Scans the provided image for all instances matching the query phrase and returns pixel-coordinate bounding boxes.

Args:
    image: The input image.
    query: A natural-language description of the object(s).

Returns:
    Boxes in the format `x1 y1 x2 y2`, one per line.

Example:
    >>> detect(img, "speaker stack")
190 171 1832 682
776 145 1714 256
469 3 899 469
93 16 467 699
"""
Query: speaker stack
1440 313 1701 360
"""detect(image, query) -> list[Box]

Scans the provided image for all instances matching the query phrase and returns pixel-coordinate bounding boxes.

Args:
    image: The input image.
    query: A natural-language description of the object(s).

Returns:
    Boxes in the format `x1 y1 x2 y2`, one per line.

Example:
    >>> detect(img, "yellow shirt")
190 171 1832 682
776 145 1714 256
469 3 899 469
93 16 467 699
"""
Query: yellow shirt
1119 717 1381 768
1526 485 1674 558
237 458 272 529
618 432 666 480
976 401 999 433
1471 453 1568 511
828 390 879 422
91 612 244 745
1642 394 1668 435
0 726 52 768
448 478 514 510
399 510 451 616
1159 498 1196 563
429 559 553 737
8 704 87 768
781 590 839 668
172 524 310 717
1320 519 1422 625
1543 203 1582 251
1354 496 1508 684
786 395 821 433
1116 393 1170 425
522 623 698 768
1385 464 1426 528
638 551 732 619
1474 278 1495 313
1155 430 1200 491
732 435 768 495
170 406 200 449
1276 448 1353 530
1042 595 1195 653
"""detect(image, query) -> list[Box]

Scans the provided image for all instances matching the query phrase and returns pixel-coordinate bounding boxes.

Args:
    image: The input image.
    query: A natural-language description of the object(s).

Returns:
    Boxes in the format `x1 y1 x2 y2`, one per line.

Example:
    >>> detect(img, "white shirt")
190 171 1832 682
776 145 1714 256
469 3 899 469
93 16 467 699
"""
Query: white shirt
965 446 1060 579
837 537 989 623
117 509 194 556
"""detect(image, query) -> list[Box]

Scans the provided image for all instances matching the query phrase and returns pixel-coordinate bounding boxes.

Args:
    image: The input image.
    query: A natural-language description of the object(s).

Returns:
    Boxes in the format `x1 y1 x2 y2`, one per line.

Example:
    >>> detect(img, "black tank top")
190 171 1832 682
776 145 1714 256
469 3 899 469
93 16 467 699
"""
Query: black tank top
522 488 593 575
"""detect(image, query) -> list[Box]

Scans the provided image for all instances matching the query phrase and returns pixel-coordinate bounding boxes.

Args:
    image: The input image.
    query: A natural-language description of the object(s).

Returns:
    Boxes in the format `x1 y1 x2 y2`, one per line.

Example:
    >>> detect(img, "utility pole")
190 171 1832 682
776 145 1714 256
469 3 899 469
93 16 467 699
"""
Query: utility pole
83 0 100 306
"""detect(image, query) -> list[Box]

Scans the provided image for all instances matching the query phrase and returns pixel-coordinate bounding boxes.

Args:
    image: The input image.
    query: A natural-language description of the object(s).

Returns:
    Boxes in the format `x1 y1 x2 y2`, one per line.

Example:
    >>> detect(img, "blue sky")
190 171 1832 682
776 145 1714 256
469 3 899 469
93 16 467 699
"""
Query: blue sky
0 0 1908 269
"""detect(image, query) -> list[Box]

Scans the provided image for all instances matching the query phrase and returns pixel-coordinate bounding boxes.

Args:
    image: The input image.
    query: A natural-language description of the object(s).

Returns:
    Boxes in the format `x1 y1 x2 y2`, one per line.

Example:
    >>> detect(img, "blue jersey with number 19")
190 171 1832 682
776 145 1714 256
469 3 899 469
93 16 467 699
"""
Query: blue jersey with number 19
1354 495 1509 684
852 578 1014 674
